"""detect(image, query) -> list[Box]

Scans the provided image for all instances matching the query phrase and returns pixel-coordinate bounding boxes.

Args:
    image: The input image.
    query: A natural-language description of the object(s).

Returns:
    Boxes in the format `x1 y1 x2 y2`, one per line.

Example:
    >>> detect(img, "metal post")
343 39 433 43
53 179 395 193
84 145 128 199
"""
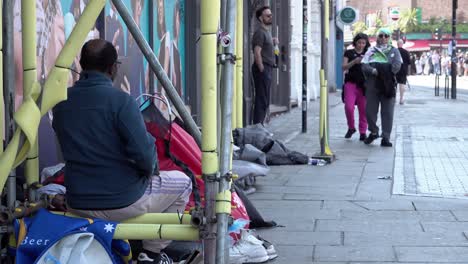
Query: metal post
200 0 221 263
4 0 16 208
216 1 236 262
451 0 457 99
302 0 307 133
111 0 202 147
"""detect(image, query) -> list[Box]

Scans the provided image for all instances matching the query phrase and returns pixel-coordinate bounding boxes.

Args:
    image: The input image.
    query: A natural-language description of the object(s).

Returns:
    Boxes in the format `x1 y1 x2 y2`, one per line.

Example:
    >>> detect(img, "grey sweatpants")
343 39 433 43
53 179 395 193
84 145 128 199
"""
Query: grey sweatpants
69 170 192 253
365 77 396 139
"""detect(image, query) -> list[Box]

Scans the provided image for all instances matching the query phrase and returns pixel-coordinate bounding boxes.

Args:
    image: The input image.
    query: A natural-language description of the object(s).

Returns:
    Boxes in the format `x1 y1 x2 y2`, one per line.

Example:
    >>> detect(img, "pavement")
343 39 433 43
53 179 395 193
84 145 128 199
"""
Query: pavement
250 76 468 264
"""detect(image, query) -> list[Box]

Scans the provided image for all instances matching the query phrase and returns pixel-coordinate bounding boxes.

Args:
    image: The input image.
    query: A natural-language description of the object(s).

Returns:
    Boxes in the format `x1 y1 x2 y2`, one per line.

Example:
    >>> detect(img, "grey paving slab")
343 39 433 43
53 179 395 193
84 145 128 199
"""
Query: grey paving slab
344 231 468 246
413 200 468 211
252 200 322 210
341 210 456 221
314 246 396 262
322 201 369 211
267 245 313 264
255 230 342 246
283 193 355 201
421 221 468 233
451 210 468 221
395 246 468 262
353 201 416 211
248 192 284 201
316 220 423 232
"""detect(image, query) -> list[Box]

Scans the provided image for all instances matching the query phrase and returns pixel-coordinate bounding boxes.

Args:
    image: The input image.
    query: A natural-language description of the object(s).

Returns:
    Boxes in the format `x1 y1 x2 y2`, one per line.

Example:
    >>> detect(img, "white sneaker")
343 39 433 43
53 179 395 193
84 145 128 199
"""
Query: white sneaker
240 229 278 261
229 238 269 264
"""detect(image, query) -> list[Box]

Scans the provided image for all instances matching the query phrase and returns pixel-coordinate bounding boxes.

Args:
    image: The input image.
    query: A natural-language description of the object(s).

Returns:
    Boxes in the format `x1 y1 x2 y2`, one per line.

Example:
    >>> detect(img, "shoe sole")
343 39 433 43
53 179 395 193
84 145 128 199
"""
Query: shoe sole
243 255 270 263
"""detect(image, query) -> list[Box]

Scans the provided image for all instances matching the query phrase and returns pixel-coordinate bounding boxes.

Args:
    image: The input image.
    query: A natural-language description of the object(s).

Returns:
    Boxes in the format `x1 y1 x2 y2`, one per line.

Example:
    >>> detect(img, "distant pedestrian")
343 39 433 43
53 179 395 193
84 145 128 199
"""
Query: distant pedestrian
423 53 430 75
361 28 402 147
342 33 370 141
410 54 416 75
252 6 276 124
415 56 423 75
431 50 441 75
396 40 410 105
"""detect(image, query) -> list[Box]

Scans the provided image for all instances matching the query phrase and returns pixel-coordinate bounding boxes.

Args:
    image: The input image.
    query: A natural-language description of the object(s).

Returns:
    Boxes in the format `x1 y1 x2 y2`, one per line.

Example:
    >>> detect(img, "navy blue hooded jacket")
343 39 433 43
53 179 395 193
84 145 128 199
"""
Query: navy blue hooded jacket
52 71 156 210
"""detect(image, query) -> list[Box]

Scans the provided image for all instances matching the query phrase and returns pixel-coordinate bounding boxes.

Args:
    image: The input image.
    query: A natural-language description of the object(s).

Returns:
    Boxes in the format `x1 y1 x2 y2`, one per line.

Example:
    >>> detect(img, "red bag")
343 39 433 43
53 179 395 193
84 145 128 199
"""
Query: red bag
145 121 250 226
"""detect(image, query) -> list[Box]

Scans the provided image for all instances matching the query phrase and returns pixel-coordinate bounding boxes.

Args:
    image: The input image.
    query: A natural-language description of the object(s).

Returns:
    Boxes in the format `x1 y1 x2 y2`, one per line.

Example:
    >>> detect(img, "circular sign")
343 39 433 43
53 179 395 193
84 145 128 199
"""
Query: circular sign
390 9 400 21
338 7 358 25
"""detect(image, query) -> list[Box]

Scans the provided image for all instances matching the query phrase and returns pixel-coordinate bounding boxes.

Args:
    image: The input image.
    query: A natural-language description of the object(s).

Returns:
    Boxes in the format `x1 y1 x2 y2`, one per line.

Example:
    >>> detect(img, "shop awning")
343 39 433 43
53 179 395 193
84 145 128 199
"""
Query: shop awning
402 40 430 52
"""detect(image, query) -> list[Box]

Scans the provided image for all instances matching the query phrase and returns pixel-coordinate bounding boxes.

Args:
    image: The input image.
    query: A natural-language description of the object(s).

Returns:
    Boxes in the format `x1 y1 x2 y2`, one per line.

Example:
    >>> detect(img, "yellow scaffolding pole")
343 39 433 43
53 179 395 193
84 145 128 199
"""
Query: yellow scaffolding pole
201 0 221 262
22 0 39 186
235 0 244 129
0 0 106 196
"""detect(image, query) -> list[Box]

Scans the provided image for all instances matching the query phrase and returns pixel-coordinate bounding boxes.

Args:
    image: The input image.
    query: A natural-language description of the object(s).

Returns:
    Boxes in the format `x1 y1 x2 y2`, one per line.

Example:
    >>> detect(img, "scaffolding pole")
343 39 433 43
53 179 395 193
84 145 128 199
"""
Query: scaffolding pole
216 0 236 262
22 0 39 193
4 0 16 209
111 0 202 147
201 0 221 262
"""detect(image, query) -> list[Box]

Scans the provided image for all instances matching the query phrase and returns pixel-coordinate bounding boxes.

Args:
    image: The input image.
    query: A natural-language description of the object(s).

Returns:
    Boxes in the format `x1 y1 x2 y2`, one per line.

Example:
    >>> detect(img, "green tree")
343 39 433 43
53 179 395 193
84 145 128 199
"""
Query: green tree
352 21 367 35
398 8 419 33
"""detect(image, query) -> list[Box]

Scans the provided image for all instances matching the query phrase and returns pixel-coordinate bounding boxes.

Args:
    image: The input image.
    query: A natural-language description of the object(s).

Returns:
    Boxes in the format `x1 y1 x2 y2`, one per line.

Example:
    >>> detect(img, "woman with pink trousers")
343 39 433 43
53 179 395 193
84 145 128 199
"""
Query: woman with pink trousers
342 33 370 141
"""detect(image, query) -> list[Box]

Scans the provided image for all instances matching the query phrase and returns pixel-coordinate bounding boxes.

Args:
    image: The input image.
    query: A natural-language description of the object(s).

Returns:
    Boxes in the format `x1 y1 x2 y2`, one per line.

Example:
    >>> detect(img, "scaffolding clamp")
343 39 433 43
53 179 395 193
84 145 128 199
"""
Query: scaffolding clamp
203 172 220 182
217 53 237 65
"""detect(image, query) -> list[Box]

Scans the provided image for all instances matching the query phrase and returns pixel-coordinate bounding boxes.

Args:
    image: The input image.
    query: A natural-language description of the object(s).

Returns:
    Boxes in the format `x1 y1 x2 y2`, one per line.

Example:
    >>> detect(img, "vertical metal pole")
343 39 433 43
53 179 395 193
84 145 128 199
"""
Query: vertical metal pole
148 0 155 94
201 0 221 263
301 0 307 133
0 0 3 155
4 0 16 208
217 2 236 262
111 0 202 147
451 0 457 99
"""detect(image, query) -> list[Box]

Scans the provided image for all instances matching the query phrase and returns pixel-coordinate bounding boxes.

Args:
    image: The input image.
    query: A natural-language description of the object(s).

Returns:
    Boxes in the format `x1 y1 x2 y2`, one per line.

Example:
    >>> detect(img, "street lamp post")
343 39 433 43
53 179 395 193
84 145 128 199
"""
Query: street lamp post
451 0 457 99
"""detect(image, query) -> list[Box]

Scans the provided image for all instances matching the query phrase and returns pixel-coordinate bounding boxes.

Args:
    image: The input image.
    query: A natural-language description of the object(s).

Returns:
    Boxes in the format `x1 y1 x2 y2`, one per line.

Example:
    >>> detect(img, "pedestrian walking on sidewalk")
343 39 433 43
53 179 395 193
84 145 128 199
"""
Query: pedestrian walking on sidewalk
396 40 410 105
252 6 276 124
342 33 370 141
361 28 402 147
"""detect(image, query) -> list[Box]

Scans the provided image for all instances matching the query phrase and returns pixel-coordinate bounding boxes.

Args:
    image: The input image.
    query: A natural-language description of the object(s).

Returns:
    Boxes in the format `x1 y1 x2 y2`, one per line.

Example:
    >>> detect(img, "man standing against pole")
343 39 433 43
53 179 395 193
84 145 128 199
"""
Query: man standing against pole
252 6 276 124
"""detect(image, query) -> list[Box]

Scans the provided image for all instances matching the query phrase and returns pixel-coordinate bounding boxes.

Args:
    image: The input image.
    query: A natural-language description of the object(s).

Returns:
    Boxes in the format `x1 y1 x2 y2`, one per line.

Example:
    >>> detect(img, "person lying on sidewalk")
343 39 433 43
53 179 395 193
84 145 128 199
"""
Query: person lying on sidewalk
361 28 402 147
52 39 192 264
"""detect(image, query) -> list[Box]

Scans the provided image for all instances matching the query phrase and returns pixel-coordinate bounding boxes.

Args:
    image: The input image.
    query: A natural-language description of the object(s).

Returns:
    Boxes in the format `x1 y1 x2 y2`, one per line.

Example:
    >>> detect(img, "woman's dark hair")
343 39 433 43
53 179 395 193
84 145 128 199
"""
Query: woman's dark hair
353 33 371 53
255 6 270 21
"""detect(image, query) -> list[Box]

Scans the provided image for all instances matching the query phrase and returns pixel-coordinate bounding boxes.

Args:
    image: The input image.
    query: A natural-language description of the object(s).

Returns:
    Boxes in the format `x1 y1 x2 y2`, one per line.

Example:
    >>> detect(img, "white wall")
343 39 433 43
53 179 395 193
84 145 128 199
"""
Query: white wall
290 0 322 106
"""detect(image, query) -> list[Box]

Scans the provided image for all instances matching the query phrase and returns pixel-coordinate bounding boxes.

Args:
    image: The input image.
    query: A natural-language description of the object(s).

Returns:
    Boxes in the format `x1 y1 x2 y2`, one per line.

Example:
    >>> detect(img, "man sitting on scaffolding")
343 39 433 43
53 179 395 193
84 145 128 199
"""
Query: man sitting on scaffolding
52 39 192 264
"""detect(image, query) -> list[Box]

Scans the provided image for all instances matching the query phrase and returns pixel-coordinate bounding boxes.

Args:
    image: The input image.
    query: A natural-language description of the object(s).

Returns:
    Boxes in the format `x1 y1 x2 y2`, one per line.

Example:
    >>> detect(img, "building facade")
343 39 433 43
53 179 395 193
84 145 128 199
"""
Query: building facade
347 0 468 24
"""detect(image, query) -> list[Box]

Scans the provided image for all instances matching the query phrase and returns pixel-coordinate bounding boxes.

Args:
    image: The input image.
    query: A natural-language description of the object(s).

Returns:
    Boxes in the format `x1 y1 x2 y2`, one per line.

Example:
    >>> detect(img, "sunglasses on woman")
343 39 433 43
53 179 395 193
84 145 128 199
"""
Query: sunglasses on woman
378 34 390 39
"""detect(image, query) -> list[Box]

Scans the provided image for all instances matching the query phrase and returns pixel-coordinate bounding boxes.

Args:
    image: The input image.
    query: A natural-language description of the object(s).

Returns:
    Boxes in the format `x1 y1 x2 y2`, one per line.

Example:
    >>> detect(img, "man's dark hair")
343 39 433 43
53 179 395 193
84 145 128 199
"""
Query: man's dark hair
256 6 270 21
79 39 118 72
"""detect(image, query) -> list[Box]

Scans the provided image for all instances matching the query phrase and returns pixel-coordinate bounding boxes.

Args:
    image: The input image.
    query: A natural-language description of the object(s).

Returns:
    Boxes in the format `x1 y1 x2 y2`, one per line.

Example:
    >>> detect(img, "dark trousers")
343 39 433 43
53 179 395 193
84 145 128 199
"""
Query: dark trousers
252 64 272 124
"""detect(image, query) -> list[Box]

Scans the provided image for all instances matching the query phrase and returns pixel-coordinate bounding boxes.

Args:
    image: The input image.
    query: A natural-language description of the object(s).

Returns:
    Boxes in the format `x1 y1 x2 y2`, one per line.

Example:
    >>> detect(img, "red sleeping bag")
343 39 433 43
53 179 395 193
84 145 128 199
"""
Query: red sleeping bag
145 121 250 226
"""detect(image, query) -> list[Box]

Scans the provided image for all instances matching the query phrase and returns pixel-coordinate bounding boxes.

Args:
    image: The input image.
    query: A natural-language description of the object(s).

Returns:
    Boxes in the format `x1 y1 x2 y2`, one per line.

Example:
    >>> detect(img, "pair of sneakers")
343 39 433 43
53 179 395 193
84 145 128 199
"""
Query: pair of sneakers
230 229 278 264
364 133 392 147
